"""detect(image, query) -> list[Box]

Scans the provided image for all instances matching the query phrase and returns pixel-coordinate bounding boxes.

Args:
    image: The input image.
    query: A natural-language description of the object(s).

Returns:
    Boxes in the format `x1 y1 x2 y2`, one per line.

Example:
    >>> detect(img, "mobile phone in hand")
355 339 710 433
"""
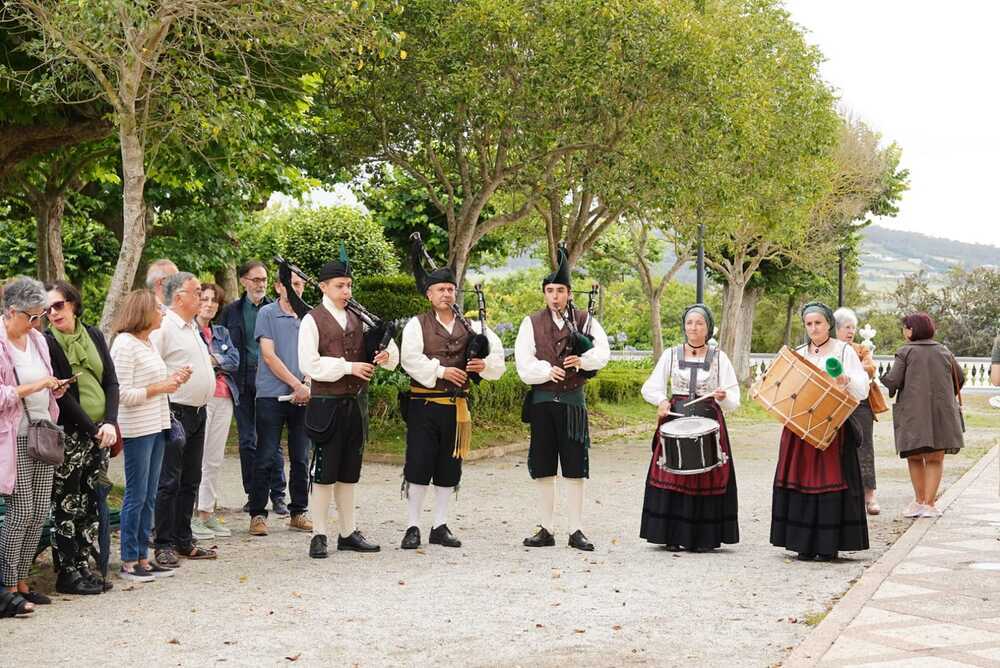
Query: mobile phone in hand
58 373 82 386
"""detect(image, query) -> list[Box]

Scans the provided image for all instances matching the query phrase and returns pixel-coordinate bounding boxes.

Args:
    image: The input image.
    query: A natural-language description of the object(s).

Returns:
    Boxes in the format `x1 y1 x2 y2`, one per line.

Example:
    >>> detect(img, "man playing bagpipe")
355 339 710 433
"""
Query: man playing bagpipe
514 246 610 551
399 235 505 550
290 246 400 559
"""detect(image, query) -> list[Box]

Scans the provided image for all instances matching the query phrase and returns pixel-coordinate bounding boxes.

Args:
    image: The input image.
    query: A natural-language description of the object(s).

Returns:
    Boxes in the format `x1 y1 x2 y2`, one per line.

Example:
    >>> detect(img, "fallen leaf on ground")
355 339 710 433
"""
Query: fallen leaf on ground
167 639 180 645
285 653 301 662
574 629 586 634
612 625 623 631
536 623 544 628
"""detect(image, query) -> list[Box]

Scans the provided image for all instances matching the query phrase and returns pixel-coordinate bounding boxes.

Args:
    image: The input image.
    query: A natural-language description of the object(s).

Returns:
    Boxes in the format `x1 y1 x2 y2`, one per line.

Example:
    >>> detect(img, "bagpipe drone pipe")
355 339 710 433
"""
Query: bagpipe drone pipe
563 283 600 380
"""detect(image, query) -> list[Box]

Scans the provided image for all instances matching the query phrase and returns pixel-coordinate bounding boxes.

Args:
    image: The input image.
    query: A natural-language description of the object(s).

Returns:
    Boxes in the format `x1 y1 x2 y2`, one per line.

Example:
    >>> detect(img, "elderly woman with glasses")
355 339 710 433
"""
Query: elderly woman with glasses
43 281 120 595
833 307 880 515
0 277 65 612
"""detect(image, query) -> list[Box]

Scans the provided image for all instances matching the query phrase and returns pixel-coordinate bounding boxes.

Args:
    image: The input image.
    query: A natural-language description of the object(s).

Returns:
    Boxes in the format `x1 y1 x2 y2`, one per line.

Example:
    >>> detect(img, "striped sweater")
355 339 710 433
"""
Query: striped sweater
110 332 171 438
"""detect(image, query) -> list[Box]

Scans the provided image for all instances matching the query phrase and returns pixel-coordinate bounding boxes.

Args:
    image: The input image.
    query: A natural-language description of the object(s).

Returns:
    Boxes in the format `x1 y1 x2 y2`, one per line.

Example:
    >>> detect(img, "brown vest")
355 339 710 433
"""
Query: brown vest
309 305 367 396
530 307 590 393
417 311 472 391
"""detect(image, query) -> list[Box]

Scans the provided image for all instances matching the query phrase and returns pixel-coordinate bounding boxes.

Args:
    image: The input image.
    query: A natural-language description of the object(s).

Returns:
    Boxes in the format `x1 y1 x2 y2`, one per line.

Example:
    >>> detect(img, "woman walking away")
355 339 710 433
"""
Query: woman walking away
0 277 64 610
111 290 190 582
881 313 964 519
44 281 120 595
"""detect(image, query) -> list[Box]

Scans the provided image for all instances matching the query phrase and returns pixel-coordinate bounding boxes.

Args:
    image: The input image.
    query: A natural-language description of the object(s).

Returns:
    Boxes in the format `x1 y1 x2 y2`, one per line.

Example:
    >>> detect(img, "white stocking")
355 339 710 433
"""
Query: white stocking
310 484 334 537
333 482 356 538
432 486 453 529
407 483 428 529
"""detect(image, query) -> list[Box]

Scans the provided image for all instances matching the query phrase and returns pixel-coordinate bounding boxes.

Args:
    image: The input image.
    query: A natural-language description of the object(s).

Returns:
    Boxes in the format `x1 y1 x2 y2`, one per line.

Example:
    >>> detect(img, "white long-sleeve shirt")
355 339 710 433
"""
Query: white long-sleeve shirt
297 295 399 382
400 313 505 389
795 338 869 402
514 310 611 385
641 346 741 413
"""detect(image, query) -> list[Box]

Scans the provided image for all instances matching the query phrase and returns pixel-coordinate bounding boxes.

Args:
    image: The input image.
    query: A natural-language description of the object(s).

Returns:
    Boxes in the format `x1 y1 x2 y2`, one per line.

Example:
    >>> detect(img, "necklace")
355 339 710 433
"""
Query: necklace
812 337 831 354
686 342 706 350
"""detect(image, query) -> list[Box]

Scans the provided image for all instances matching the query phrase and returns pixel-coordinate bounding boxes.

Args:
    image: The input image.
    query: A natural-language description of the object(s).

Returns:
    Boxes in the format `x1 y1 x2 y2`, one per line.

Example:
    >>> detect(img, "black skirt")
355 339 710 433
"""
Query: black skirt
770 432 869 555
639 466 739 549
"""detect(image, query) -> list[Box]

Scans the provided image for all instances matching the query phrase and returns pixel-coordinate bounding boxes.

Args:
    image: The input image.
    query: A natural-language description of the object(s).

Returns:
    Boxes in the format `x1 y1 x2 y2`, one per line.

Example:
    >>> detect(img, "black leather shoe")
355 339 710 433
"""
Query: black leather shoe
80 567 113 592
523 527 555 548
814 552 838 562
309 535 328 559
429 524 462 548
401 526 421 550
56 569 102 596
338 530 381 552
568 530 595 552
796 552 816 561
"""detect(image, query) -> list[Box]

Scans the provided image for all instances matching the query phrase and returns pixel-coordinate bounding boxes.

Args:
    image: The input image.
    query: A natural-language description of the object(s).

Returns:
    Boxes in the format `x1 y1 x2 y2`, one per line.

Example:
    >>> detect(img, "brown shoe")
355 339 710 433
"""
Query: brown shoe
289 513 313 532
249 515 268 536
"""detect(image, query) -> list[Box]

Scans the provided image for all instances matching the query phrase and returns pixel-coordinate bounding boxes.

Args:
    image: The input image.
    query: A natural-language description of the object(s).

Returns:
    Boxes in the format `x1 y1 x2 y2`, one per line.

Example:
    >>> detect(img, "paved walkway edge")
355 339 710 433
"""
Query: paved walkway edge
784 444 1000 667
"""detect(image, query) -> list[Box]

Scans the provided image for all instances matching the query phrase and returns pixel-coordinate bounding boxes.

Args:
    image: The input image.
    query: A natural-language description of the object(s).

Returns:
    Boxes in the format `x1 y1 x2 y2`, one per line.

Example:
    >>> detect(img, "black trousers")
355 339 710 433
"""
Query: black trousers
155 403 206 552
404 401 462 487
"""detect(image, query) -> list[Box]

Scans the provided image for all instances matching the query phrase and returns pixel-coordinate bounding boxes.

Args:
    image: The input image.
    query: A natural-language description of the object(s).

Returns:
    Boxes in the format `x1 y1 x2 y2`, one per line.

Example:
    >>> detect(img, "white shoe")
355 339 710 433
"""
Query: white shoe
903 501 927 518
920 505 942 518
204 515 232 538
190 518 216 540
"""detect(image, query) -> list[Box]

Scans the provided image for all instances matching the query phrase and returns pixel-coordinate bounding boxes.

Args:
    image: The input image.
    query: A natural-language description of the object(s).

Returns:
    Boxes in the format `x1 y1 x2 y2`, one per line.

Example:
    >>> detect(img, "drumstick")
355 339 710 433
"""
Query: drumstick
684 384 740 408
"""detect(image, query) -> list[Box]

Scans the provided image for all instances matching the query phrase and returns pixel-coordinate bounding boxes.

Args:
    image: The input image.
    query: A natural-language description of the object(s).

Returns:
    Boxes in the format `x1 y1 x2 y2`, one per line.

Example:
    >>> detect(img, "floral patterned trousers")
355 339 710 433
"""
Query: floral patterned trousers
51 433 106 574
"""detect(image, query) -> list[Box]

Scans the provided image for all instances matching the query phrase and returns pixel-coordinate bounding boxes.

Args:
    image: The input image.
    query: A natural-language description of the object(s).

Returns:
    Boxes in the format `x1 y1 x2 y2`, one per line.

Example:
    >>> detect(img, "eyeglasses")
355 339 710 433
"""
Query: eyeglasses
18 310 47 324
47 300 67 313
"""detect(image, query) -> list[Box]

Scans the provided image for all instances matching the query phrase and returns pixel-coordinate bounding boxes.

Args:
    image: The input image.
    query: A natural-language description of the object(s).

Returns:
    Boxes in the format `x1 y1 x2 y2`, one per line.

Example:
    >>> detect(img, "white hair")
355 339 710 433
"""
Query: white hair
833 307 859 330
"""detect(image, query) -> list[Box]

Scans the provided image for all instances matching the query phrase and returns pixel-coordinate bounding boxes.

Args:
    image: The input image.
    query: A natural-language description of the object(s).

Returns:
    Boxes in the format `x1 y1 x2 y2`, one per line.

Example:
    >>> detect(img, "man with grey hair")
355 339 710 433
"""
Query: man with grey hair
150 272 217 566
145 259 178 308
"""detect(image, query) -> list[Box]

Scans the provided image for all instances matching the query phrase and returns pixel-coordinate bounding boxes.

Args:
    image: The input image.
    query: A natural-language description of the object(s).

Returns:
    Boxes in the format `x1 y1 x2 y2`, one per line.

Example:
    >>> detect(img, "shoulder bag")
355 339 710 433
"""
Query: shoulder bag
11 366 65 466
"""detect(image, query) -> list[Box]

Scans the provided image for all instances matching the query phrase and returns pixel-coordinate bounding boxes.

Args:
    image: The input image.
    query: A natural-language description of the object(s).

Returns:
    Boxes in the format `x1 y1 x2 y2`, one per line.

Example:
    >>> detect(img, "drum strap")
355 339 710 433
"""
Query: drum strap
675 345 716 400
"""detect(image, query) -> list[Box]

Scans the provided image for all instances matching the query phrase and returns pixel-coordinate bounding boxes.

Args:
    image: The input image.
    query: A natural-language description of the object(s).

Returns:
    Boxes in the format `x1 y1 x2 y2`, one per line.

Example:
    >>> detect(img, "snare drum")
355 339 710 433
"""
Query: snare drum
657 417 727 475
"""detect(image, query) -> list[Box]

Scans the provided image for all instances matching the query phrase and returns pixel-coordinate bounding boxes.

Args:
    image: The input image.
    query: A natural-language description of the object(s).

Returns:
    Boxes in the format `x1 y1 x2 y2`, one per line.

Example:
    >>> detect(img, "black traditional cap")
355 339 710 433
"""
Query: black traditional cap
318 242 352 282
542 245 572 289
682 303 715 341
410 235 456 293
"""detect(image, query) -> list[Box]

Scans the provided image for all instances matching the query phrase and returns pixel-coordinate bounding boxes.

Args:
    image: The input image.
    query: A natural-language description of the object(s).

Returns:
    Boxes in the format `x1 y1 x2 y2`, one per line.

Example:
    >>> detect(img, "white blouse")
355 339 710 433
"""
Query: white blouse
641 345 741 413
795 338 869 402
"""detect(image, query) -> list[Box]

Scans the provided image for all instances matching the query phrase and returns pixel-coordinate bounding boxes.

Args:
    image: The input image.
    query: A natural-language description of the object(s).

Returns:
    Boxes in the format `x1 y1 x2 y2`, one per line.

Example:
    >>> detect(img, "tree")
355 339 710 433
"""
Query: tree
589 218 694 358
3 0 399 333
316 0 711 285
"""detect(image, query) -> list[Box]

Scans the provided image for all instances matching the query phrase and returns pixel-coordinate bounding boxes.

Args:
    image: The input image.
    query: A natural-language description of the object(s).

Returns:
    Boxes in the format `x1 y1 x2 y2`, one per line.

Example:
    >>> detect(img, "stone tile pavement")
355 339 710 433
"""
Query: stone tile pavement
787 446 1000 667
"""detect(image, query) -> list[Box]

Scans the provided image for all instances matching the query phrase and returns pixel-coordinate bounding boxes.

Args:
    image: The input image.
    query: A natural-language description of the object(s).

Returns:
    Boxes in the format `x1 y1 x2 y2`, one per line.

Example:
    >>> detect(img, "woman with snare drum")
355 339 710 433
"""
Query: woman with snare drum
770 302 870 562
639 304 740 552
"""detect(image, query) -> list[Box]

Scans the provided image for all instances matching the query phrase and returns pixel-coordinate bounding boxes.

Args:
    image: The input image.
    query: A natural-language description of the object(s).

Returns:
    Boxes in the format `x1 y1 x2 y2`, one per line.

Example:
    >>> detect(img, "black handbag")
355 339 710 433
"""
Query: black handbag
12 367 65 466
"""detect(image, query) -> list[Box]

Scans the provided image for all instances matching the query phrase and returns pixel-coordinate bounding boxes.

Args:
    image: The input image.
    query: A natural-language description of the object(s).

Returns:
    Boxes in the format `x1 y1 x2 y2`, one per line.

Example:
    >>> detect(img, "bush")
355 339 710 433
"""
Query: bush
353 274 429 323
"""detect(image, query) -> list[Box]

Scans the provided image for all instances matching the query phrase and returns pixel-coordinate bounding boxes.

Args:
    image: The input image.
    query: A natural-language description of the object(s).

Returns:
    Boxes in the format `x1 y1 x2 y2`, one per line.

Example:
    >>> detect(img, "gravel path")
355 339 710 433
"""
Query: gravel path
5 419 987 667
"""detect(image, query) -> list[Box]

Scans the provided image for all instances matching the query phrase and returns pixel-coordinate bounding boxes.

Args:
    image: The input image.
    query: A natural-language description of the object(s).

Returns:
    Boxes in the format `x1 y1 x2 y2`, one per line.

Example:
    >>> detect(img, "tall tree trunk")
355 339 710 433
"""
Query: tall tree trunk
99 114 147 336
782 293 795 347
737 286 762 381
718 277 746 362
215 265 239 304
649 291 664 359
33 193 68 282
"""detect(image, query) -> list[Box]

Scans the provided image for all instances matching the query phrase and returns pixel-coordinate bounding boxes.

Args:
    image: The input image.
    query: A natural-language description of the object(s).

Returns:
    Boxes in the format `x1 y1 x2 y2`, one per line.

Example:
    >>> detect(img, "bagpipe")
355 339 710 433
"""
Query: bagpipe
561 283 600 379
410 232 490 384
274 255 395 362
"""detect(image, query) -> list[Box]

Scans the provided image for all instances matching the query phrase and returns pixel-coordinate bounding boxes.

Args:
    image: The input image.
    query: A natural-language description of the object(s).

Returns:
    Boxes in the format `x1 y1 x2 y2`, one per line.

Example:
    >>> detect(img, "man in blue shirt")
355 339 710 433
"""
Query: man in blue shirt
219 261 287 515
246 272 312 535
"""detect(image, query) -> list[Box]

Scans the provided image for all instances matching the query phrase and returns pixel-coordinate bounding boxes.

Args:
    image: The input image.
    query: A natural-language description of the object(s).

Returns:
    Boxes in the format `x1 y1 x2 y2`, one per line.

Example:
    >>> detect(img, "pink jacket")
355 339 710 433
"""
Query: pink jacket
0 326 59 495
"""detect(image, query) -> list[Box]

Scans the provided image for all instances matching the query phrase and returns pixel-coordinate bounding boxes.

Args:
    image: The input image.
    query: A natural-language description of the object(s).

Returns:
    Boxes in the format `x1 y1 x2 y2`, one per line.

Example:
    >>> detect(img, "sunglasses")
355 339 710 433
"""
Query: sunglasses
17 310 47 324
47 300 67 313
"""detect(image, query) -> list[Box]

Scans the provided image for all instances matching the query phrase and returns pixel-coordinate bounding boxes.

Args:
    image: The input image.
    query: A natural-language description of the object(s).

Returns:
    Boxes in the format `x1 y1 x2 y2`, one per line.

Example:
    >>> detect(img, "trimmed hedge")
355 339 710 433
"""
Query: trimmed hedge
353 274 429 323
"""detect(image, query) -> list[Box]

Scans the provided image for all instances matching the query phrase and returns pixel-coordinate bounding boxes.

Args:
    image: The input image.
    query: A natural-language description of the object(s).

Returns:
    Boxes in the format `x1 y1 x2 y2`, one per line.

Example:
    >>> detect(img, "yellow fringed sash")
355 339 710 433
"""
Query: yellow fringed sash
410 386 471 459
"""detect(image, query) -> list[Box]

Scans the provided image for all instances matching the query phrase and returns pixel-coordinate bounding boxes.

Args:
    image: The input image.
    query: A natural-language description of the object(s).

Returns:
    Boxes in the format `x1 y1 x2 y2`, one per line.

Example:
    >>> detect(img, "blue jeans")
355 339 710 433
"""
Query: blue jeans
249 398 310 517
120 431 165 562
235 379 286 501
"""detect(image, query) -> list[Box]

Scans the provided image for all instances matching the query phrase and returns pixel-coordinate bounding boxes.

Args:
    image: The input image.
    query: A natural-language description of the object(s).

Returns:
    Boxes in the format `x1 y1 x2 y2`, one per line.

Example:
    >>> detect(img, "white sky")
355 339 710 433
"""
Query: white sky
783 1 1000 247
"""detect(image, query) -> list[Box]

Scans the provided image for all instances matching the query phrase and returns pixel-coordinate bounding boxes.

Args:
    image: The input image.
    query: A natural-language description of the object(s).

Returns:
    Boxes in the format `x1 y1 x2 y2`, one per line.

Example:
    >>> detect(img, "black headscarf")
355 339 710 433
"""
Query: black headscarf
682 303 715 342
800 301 835 330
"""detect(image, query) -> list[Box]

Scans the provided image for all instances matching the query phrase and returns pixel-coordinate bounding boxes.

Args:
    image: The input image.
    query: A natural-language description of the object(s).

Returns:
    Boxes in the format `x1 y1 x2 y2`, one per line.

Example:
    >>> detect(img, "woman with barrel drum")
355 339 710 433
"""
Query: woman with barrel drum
770 302 870 562
639 304 740 552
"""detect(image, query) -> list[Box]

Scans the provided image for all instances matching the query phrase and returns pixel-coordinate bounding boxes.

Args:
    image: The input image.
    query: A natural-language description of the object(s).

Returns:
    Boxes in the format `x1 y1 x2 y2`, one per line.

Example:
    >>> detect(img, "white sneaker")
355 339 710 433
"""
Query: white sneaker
903 501 927 518
920 505 942 518
204 515 232 538
190 518 215 540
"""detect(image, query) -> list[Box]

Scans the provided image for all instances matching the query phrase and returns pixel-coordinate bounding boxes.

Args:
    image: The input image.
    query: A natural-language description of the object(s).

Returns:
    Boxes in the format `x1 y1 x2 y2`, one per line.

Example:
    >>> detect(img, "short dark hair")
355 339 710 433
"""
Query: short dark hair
201 282 227 309
238 260 267 278
902 312 936 341
45 280 83 317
